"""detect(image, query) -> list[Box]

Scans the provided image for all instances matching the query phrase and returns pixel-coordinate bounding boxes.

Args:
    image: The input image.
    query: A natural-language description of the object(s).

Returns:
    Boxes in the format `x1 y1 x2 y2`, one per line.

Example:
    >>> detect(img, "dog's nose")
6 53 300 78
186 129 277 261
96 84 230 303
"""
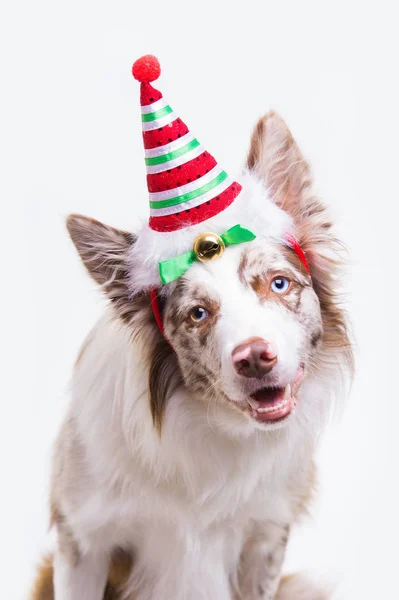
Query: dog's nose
232 337 278 378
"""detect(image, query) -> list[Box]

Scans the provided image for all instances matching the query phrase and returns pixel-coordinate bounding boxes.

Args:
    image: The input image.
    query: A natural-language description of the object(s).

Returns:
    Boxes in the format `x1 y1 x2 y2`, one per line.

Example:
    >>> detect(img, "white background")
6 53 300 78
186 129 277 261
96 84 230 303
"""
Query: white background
1 1 398 598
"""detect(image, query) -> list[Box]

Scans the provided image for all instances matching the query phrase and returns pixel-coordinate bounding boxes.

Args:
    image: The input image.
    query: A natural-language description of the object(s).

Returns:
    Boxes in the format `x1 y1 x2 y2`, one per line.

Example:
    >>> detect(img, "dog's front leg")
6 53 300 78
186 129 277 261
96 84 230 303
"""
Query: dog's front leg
236 522 289 600
53 549 109 600
53 518 109 600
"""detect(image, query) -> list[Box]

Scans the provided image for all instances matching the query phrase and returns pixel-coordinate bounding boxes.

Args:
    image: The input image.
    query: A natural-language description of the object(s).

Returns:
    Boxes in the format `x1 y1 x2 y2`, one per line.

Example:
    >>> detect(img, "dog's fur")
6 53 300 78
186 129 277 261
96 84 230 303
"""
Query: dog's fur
32 112 353 600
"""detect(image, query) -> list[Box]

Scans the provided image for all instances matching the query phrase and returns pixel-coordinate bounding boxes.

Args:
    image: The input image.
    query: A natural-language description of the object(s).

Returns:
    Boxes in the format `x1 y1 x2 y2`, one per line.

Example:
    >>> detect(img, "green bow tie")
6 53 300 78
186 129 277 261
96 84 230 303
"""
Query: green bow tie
159 224 256 284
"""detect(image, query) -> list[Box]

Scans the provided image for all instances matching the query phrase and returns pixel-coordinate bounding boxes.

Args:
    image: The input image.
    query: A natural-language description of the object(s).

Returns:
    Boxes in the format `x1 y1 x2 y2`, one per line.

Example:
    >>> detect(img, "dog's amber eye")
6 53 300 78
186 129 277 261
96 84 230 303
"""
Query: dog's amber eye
271 277 290 293
189 307 209 323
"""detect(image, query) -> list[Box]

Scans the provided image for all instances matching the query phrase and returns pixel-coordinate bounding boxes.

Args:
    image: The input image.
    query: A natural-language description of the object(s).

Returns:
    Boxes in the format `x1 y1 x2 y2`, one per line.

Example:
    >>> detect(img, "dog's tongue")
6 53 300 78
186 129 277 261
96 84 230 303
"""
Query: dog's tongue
249 385 294 421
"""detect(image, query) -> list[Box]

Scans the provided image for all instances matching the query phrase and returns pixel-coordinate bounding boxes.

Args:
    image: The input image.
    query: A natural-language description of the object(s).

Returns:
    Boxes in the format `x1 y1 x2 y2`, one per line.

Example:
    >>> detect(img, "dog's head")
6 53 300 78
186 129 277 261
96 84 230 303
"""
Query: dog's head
67 112 353 435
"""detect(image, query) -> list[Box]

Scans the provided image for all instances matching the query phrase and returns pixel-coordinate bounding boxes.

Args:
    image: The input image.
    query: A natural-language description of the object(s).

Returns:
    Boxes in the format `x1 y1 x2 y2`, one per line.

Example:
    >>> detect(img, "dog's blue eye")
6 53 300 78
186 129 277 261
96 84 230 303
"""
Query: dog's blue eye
190 307 209 323
271 277 290 293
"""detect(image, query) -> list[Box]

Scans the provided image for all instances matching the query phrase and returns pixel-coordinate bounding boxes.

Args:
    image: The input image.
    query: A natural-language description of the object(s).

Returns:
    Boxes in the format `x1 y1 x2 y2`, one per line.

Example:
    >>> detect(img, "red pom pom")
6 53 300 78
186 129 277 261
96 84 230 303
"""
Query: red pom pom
132 55 161 83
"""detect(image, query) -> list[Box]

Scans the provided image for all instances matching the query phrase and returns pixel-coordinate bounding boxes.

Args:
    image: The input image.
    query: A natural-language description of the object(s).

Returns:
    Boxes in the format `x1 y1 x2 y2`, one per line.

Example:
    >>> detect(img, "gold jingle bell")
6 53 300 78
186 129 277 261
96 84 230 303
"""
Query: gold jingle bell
193 232 225 262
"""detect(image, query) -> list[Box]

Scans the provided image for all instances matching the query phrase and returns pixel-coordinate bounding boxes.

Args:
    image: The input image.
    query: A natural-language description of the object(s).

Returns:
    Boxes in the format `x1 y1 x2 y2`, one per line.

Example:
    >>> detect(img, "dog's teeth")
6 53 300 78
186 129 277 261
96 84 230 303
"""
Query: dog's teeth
258 401 285 413
248 398 260 410
283 384 291 400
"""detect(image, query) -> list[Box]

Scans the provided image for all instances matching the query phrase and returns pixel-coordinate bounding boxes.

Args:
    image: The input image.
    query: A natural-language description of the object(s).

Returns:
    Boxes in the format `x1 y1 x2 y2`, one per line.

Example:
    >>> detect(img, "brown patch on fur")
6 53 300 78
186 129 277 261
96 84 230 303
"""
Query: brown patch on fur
31 555 54 600
30 551 133 600
311 330 322 348
247 112 354 377
49 501 61 529
149 337 182 432
108 549 133 589
238 249 249 282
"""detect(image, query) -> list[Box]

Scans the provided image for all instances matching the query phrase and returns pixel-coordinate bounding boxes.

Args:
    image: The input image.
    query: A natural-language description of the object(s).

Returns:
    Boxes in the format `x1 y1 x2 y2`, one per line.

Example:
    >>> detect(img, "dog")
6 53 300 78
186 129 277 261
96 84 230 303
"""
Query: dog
31 108 353 600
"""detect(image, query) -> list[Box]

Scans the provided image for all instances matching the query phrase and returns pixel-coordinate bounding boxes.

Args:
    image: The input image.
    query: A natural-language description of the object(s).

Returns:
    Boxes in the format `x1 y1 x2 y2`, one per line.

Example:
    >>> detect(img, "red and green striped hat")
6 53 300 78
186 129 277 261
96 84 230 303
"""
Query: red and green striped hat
132 55 242 233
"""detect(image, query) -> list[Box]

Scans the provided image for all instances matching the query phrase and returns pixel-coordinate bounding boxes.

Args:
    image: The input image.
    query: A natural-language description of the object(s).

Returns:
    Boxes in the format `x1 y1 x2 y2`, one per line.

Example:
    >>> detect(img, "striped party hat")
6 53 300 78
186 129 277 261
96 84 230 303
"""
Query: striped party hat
132 55 242 233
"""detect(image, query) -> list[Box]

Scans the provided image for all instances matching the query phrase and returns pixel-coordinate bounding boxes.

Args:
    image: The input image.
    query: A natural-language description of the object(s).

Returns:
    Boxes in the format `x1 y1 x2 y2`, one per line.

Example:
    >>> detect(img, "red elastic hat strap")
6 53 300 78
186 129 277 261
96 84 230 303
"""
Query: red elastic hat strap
150 288 165 337
284 233 311 274
150 234 310 339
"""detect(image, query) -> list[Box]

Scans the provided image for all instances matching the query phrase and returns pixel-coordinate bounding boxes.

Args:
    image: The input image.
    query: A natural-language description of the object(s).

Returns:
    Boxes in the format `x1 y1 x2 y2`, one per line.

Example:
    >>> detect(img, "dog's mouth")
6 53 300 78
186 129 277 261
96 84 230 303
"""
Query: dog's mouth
246 368 304 424
247 385 295 422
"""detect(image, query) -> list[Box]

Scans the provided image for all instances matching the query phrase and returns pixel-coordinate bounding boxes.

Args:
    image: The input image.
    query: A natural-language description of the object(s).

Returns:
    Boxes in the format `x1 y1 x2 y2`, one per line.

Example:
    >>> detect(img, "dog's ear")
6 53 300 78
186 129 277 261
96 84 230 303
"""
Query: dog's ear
246 111 316 225
66 214 150 327
246 111 334 258
67 214 134 287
